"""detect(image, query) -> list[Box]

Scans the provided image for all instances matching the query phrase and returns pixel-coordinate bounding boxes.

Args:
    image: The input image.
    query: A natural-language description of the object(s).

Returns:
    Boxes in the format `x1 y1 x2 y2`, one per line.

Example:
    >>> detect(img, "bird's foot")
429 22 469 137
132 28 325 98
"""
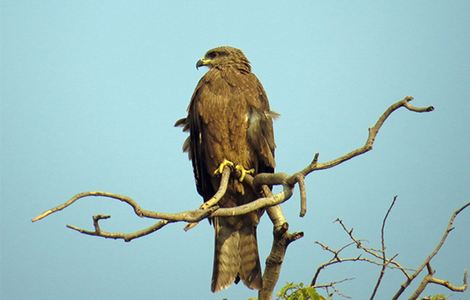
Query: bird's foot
213 159 234 175
235 165 255 182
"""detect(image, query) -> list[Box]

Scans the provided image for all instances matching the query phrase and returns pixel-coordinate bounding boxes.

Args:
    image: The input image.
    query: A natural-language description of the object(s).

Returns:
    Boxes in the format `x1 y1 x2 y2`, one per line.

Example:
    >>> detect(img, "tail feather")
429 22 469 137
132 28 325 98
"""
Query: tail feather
239 225 262 290
211 222 241 292
211 217 262 292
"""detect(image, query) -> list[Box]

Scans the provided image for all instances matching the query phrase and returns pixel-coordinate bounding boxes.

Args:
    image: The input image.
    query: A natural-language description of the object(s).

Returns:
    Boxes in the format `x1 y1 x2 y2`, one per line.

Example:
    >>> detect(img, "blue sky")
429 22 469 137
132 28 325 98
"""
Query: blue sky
1 1 469 299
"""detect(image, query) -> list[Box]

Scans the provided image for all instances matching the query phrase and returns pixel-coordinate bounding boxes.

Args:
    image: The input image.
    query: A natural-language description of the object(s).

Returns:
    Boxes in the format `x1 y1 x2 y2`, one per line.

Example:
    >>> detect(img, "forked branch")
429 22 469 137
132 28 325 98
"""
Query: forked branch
393 201 470 299
312 198 469 299
32 96 435 299
32 96 433 234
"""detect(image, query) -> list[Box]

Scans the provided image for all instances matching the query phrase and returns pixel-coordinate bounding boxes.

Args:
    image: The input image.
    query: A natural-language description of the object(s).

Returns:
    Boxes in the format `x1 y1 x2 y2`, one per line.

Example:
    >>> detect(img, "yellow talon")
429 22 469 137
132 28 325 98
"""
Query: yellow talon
235 165 255 182
214 159 234 175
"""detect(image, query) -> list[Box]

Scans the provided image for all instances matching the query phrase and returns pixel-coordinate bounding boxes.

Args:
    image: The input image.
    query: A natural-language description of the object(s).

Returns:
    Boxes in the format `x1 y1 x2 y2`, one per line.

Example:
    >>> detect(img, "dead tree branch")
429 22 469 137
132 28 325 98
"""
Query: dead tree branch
392 201 470 300
370 196 398 299
409 264 468 300
297 96 433 175
311 197 405 299
334 217 411 278
314 277 355 299
32 96 432 234
312 200 469 300
310 240 395 287
259 223 304 300
67 218 170 242
32 97 435 299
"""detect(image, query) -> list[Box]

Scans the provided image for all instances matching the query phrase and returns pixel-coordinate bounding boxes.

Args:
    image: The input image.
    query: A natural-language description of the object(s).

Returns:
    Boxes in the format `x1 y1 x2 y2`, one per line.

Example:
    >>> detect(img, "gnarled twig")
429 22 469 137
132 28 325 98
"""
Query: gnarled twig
31 97 435 299
392 201 470 299
32 97 433 232
370 196 398 299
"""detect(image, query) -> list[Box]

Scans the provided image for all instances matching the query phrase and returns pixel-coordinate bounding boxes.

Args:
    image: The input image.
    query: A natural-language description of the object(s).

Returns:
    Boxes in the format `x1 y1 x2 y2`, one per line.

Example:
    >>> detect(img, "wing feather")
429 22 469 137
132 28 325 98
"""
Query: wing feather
175 76 215 201
246 75 276 174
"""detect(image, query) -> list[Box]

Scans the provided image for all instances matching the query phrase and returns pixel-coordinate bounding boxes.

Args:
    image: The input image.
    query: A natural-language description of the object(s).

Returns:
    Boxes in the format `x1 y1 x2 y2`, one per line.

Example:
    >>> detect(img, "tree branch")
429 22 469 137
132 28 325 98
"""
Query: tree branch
333 218 411 278
32 97 433 231
200 166 231 209
259 223 304 300
312 200 469 299
299 96 433 174
370 196 398 299
310 240 402 288
409 263 468 299
31 97 436 298
392 201 470 299
67 218 170 242
315 277 355 299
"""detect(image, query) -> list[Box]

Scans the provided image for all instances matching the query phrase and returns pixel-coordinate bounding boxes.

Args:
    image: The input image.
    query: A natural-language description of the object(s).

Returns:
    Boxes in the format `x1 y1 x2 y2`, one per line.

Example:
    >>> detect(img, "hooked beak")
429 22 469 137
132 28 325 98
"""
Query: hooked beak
196 58 211 70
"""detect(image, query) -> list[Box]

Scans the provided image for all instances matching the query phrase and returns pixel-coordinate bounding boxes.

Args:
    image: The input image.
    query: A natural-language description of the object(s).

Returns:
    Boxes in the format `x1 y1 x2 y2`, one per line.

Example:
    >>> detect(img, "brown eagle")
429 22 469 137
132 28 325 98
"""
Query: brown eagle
175 46 276 292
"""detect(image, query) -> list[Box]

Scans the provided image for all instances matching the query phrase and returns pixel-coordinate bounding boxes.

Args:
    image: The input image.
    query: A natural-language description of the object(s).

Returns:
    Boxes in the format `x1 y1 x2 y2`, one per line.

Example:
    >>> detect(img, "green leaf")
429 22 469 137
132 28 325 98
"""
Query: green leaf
277 282 327 300
305 286 321 300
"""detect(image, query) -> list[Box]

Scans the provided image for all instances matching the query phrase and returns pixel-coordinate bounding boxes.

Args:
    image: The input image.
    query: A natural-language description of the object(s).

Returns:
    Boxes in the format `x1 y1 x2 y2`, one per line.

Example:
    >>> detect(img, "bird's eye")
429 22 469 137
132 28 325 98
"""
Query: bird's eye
206 51 217 59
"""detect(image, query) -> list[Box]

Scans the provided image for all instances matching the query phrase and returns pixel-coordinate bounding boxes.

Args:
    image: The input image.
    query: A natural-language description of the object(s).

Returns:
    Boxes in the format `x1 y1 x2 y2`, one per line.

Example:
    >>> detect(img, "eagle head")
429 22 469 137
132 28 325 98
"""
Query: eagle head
196 46 251 72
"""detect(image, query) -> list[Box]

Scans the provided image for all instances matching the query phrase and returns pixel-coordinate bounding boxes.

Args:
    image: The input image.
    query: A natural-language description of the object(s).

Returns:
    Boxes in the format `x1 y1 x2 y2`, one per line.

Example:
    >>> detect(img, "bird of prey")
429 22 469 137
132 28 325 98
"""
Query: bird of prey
175 46 276 292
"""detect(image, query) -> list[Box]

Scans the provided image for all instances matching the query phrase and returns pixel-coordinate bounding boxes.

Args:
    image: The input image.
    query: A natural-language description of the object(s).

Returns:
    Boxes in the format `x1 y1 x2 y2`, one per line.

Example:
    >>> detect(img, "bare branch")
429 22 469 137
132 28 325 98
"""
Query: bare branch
31 176 293 242
257 96 433 217
200 166 231 210
370 196 398 299
33 97 433 231
314 277 355 289
67 217 170 242
185 166 231 231
428 269 468 292
392 201 470 299
259 223 304 300
31 97 438 298
314 277 355 299
297 174 307 217
300 96 433 174
310 240 400 287
32 190 222 223
334 218 411 278
313 201 468 300
409 264 468 299
242 174 288 229
32 191 145 222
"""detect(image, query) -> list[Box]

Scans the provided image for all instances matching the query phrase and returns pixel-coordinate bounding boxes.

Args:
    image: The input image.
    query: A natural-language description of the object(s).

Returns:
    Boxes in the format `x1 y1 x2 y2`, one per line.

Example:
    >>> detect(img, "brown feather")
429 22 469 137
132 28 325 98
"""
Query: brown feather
176 46 276 292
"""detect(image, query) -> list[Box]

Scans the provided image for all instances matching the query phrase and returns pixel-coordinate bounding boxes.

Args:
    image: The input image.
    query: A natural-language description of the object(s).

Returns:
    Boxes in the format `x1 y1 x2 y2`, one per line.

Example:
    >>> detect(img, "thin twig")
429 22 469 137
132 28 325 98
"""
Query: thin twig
428 269 468 292
370 196 398 299
31 97 436 298
392 201 470 299
314 277 355 289
310 240 400 287
33 97 433 233
409 263 468 300
314 277 355 299
300 96 433 174
409 264 468 299
67 219 170 242
335 218 411 278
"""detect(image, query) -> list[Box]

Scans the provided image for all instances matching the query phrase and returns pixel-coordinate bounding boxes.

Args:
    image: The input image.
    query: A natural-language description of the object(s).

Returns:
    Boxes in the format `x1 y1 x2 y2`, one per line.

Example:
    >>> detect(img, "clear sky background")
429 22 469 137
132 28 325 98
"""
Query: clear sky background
1 1 469 299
